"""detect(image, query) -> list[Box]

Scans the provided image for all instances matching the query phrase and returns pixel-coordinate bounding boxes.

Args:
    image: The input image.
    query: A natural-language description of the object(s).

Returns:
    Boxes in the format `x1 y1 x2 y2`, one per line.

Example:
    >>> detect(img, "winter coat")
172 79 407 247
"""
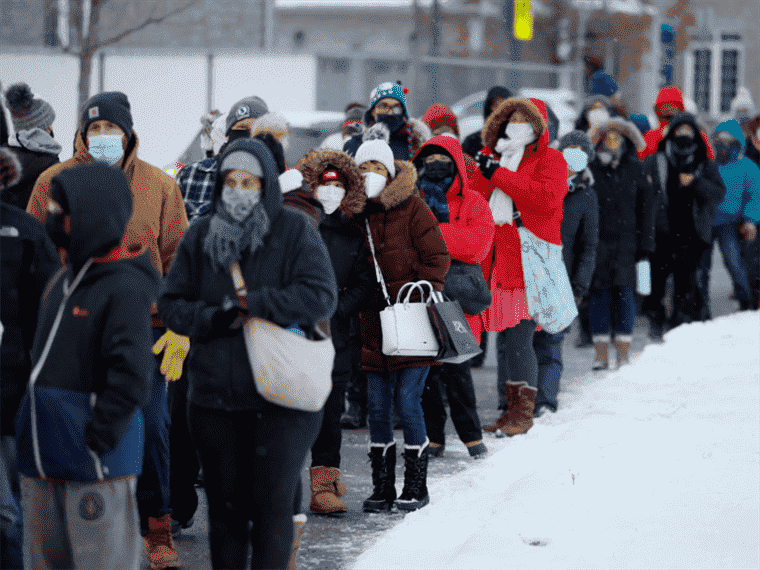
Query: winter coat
3 129 60 210
644 113 726 246
298 148 374 364
343 117 430 161
158 139 338 411
712 120 760 226
561 168 599 299
27 128 188 280
15 163 159 482
360 160 450 373
412 135 495 344
0 202 59 436
588 119 656 290
474 97 568 296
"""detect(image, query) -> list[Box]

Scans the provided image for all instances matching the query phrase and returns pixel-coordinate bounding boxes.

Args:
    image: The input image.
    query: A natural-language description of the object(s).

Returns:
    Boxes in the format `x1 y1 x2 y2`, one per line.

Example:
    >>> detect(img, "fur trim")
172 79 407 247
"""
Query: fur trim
589 118 646 152
408 117 432 156
0 147 22 188
482 98 547 152
296 148 366 217
369 441 396 456
363 122 390 143
377 160 417 210
251 112 290 139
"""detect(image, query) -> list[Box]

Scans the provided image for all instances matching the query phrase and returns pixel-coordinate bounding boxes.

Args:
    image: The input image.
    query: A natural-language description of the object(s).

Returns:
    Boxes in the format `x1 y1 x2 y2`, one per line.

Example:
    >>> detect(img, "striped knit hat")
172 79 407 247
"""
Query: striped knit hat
4 83 56 133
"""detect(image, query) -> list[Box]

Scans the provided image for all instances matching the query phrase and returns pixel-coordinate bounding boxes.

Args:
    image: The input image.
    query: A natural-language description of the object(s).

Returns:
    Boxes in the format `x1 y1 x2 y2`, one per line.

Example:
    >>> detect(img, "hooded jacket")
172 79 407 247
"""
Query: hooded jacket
640 87 715 161
475 98 568 298
3 129 60 210
712 120 760 227
360 159 450 373
562 168 599 299
412 135 495 343
462 86 514 159
15 163 159 481
158 139 338 411
26 128 188 281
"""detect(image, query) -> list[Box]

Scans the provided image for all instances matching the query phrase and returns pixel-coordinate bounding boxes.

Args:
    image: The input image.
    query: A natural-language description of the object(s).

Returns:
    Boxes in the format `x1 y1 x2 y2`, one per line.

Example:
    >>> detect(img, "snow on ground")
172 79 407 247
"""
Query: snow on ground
352 312 760 570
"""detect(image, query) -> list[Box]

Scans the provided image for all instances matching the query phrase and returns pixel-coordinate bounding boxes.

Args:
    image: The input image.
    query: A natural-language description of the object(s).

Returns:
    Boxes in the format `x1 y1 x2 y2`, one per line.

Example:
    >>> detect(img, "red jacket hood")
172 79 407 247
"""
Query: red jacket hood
412 134 469 189
654 86 685 117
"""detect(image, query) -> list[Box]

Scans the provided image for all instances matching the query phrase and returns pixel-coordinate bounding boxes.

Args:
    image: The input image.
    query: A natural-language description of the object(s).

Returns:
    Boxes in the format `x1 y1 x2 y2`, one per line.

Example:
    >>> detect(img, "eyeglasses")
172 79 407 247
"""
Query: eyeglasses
374 102 404 115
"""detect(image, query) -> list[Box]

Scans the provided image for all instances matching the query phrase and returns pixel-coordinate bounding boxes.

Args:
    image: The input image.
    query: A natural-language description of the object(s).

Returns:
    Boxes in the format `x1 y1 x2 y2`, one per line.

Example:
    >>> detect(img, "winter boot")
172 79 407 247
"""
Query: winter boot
286 514 306 570
592 338 609 371
340 400 366 429
309 467 348 515
615 337 631 368
144 513 180 570
396 439 430 511
363 442 397 512
499 385 537 437
483 381 525 437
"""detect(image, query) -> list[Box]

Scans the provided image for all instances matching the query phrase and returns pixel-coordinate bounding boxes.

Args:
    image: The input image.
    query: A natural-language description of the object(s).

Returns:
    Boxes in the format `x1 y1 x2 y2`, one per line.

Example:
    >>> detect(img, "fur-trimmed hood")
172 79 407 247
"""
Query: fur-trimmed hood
296 148 365 217
408 117 432 156
373 160 418 211
481 97 548 153
590 118 646 152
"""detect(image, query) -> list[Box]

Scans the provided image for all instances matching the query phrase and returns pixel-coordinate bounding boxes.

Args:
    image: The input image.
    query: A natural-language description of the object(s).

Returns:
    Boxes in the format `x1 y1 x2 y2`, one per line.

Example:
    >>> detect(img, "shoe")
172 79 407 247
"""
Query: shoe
395 440 430 512
340 401 367 429
465 441 488 459
615 339 630 367
498 385 537 437
170 516 194 537
483 381 525 436
428 443 445 458
592 341 609 371
363 442 397 512
309 466 348 516
286 516 306 570
144 514 180 569
533 404 554 418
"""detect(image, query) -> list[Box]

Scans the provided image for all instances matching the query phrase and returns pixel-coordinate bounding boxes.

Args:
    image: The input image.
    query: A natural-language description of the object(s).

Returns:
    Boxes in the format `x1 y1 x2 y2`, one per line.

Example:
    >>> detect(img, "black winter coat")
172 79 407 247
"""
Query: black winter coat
3 144 59 210
0 203 60 436
561 169 599 298
588 146 656 290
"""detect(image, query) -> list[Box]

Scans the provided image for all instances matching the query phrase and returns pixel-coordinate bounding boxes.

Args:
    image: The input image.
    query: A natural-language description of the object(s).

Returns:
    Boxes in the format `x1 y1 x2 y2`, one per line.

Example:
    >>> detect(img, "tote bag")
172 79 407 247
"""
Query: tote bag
427 292 482 364
230 262 334 412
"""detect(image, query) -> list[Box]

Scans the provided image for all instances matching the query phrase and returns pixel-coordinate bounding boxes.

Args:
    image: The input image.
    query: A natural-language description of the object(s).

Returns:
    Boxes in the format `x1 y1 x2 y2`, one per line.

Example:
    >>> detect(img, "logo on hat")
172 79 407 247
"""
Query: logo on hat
236 105 250 119
322 171 338 180
88 106 99 119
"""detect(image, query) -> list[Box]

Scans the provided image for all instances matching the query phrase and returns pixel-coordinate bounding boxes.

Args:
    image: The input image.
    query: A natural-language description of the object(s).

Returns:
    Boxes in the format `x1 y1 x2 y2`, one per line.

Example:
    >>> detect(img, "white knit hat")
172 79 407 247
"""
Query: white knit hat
354 139 395 178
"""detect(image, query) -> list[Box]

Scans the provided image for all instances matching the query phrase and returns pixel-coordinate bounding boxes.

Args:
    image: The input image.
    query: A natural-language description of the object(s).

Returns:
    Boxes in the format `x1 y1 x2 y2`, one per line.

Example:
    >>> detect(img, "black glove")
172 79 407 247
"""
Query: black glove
635 250 649 263
475 150 499 180
210 296 248 332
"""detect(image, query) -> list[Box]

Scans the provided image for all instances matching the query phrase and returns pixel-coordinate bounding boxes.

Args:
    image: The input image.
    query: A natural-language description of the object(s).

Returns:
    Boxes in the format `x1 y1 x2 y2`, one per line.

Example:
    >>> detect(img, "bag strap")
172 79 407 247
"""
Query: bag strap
229 261 248 310
512 204 524 228
365 218 391 307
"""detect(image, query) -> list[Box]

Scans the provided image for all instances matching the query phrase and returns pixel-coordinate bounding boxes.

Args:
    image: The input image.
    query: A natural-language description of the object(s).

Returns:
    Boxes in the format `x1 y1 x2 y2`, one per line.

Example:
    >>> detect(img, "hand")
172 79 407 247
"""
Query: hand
475 150 499 180
211 296 248 332
679 173 695 186
152 330 190 382
739 222 757 242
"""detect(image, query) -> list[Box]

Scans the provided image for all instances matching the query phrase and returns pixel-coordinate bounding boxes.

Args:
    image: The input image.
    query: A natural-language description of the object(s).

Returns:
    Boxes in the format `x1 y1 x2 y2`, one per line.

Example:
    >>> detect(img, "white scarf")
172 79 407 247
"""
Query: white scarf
494 129 535 172
488 187 513 226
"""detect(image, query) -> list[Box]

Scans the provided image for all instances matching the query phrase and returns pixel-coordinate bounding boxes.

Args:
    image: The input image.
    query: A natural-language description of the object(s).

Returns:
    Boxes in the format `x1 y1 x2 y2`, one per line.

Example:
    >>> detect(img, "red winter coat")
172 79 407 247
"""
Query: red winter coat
412 135 495 343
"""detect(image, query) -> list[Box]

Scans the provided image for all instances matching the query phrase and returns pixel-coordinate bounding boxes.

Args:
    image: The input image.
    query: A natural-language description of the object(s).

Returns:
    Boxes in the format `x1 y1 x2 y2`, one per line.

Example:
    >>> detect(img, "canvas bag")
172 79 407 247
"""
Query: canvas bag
427 291 483 364
365 219 440 357
230 262 334 412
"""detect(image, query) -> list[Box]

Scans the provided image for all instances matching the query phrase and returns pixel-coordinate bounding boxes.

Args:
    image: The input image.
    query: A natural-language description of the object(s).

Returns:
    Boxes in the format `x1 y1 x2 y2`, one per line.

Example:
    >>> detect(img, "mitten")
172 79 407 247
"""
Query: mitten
475 149 498 180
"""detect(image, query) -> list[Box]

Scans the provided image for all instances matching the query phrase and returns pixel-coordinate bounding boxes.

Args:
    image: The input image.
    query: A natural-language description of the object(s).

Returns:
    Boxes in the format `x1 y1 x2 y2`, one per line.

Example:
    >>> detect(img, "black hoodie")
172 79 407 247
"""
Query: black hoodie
462 86 513 158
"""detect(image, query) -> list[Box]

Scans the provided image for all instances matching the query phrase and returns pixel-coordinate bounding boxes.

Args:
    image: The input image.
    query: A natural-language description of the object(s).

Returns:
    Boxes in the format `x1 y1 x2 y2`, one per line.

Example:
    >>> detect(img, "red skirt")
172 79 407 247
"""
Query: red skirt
481 288 532 331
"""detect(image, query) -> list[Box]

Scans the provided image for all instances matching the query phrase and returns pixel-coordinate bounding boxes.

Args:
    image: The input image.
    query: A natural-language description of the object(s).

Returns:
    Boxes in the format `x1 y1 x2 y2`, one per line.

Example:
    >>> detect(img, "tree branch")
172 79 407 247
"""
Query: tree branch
99 0 200 48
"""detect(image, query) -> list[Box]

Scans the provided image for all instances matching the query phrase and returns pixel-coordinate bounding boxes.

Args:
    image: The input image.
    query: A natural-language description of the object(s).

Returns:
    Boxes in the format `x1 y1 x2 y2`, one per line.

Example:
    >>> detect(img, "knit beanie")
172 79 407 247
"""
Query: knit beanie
220 150 263 179
5 83 56 132
355 139 395 178
422 104 459 136
558 130 595 162
368 82 408 118
225 96 269 135
343 105 365 128
81 92 133 140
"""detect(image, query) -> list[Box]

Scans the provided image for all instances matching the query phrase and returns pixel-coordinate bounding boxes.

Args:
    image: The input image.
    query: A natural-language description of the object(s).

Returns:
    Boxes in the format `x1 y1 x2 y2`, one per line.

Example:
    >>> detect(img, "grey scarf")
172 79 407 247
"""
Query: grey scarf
203 202 270 273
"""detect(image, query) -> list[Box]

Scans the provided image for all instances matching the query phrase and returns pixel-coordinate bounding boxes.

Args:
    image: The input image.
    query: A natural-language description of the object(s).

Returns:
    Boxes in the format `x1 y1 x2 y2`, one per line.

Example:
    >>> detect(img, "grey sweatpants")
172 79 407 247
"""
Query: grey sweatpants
21 474 140 570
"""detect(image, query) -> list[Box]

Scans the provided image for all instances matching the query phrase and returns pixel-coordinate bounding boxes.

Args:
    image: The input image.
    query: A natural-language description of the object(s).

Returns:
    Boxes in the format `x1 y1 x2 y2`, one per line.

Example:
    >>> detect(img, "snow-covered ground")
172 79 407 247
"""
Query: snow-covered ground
352 311 760 570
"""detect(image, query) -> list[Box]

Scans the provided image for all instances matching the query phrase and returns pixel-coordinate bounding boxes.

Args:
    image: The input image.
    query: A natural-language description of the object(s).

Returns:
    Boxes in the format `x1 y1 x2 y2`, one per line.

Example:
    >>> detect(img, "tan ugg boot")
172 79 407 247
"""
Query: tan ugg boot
499 385 537 437
309 466 348 515
144 513 180 570
592 341 609 371
483 381 525 435
615 339 630 367
286 516 306 570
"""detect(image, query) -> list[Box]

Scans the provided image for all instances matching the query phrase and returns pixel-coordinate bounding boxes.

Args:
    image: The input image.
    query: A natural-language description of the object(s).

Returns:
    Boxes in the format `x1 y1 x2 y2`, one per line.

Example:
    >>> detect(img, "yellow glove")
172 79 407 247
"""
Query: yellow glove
152 330 190 382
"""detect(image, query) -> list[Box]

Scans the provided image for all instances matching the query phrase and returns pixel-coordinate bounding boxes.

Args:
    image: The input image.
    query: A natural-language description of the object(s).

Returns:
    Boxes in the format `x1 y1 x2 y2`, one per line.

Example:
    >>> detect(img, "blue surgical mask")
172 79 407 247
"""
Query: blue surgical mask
88 134 124 166
562 148 589 173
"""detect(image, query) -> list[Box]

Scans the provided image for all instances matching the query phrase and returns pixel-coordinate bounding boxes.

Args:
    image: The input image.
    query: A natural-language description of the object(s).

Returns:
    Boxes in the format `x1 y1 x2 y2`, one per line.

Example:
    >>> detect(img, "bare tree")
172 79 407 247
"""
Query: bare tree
61 0 199 111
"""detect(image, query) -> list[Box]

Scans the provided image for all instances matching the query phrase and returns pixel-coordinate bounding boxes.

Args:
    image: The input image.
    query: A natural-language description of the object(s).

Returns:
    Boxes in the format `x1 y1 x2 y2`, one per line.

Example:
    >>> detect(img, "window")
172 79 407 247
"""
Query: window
721 49 739 113
684 32 744 118
693 49 711 113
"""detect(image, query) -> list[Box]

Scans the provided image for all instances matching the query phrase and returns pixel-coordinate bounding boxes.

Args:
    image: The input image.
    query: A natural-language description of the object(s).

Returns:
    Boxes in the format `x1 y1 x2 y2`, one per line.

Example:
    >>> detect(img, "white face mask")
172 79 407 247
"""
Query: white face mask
222 184 261 222
756 128 760 141
88 134 124 166
363 172 387 199
316 184 345 215
504 123 535 143
587 108 610 128
562 148 589 173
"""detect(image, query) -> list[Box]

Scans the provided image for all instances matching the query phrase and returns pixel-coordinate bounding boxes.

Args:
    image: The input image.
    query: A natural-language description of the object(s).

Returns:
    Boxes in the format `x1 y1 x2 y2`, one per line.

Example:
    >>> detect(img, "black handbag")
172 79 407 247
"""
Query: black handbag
443 259 492 316
427 291 483 364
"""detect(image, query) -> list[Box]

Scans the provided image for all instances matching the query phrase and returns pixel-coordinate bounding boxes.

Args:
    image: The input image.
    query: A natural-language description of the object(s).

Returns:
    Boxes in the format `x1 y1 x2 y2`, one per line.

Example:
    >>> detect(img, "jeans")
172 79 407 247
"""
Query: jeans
189 404 322 569
496 319 538 405
701 223 752 307
533 329 566 412
367 367 429 446
421 361 482 446
589 285 635 339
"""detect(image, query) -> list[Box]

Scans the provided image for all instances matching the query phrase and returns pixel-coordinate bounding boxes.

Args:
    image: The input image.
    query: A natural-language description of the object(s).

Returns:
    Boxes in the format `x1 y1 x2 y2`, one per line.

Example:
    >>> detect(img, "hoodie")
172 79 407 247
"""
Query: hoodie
2 128 60 210
712 120 760 227
15 163 159 481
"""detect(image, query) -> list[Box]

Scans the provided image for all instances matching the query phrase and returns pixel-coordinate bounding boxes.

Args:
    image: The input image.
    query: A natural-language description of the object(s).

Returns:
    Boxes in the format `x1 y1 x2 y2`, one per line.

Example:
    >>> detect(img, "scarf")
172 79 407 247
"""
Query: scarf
495 134 533 172
418 176 453 223
203 202 270 273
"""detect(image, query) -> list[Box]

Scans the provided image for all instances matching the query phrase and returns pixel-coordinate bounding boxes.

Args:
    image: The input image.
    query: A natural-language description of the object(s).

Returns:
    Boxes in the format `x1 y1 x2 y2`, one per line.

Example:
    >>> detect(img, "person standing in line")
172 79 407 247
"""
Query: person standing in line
461 86 513 159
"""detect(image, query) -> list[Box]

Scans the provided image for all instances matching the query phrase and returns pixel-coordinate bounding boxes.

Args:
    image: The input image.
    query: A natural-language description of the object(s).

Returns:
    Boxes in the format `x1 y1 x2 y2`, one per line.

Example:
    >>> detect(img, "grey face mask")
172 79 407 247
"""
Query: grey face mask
222 184 261 222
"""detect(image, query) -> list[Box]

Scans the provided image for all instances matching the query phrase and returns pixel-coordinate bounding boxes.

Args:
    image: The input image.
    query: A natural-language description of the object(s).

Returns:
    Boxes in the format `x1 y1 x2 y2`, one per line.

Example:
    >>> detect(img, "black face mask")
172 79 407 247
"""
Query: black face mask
375 113 406 134
423 159 454 182
227 128 252 144
715 139 742 165
666 136 699 172
45 211 70 251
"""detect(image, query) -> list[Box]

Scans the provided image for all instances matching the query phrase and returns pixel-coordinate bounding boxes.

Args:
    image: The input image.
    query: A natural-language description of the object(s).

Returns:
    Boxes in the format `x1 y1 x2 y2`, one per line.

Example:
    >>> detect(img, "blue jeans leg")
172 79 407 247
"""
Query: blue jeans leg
367 368 429 446
613 285 636 337
367 373 394 444
533 329 565 411
589 288 612 339
714 223 752 304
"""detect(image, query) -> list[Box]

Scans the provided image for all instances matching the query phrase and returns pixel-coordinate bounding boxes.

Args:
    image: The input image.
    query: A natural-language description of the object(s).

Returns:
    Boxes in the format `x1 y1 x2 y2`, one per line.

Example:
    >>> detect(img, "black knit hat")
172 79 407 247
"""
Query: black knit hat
81 92 133 140
558 130 596 163
5 83 56 132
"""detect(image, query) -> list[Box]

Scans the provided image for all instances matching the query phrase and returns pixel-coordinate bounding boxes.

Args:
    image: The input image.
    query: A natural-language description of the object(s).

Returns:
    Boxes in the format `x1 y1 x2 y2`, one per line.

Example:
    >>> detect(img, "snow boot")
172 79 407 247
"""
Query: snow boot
286 515 306 570
615 337 631 368
428 443 445 458
144 513 180 570
465 441 488 459
592 338 609 371
363 442 396 512
309 466 348 516
499 385 537 437
483 381 525 437
396 439 430 512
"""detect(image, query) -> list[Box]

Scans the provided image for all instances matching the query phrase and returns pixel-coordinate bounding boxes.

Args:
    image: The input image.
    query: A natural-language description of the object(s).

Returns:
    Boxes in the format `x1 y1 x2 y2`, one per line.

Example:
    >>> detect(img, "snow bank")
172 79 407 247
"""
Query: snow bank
352 312 760 570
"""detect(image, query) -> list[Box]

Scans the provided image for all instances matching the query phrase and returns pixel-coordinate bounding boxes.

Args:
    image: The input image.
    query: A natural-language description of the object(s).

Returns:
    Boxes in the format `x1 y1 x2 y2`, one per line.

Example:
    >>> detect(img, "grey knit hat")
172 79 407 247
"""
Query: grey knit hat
225 96 269 135
220 150 263 179
5 83 56 133
558 130 596 162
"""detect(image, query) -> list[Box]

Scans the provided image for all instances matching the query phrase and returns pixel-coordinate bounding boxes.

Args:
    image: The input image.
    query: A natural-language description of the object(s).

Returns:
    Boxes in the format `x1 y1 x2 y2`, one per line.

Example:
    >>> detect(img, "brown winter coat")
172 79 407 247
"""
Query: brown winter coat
359 160 450 373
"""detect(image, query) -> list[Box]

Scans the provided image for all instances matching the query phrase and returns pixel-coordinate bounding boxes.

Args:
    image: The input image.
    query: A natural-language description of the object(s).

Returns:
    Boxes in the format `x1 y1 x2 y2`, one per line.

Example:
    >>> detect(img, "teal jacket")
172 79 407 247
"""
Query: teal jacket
713 120 760 226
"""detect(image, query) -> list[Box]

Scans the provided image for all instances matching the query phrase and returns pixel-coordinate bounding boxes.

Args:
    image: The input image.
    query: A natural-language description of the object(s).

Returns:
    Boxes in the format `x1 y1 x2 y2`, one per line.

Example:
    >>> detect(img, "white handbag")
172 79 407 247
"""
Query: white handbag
365 219 440 357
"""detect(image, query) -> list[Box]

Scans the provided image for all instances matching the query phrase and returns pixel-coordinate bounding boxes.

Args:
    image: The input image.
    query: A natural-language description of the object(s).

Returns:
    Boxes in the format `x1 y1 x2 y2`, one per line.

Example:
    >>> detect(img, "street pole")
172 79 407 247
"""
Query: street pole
577 7 589 107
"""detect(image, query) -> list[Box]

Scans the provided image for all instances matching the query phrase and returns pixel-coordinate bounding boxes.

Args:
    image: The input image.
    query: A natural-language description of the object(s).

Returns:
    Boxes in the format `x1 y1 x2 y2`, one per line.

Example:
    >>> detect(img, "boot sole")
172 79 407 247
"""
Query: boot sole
310 509 347 517
362 500 394 513
395 495 430 511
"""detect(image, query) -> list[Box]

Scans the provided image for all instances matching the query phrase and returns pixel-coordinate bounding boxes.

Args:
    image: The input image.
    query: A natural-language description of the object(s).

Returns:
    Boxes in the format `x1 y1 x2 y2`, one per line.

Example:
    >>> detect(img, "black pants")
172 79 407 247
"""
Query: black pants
166 372 200 526
646 242 707 327
189 404 322 569
421 361 482 446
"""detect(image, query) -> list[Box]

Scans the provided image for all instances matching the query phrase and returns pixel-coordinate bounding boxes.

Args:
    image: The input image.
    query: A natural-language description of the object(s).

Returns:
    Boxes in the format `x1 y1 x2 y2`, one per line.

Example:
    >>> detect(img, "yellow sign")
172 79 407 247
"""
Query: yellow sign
514 0 534 41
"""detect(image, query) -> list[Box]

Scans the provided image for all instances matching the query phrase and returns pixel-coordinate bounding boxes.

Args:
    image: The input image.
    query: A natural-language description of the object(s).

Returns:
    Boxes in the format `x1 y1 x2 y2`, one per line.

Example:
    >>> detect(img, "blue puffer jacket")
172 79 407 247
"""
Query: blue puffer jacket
712 120 760 226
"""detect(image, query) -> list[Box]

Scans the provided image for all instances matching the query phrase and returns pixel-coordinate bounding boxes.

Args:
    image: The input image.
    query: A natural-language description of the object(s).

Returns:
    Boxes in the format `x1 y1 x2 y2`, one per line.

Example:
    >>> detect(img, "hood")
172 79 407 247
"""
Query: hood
483 86 513 120
408 117 432 157
482 97 549 153
654 86 685 117
715 119 747 152
730 86 756 116
412 134 467 193
297 148 365 217
50 163 133 270
16 128 62 156
373 160 418 210
590 117 646 153
657 112 710 161
213 138 283 221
